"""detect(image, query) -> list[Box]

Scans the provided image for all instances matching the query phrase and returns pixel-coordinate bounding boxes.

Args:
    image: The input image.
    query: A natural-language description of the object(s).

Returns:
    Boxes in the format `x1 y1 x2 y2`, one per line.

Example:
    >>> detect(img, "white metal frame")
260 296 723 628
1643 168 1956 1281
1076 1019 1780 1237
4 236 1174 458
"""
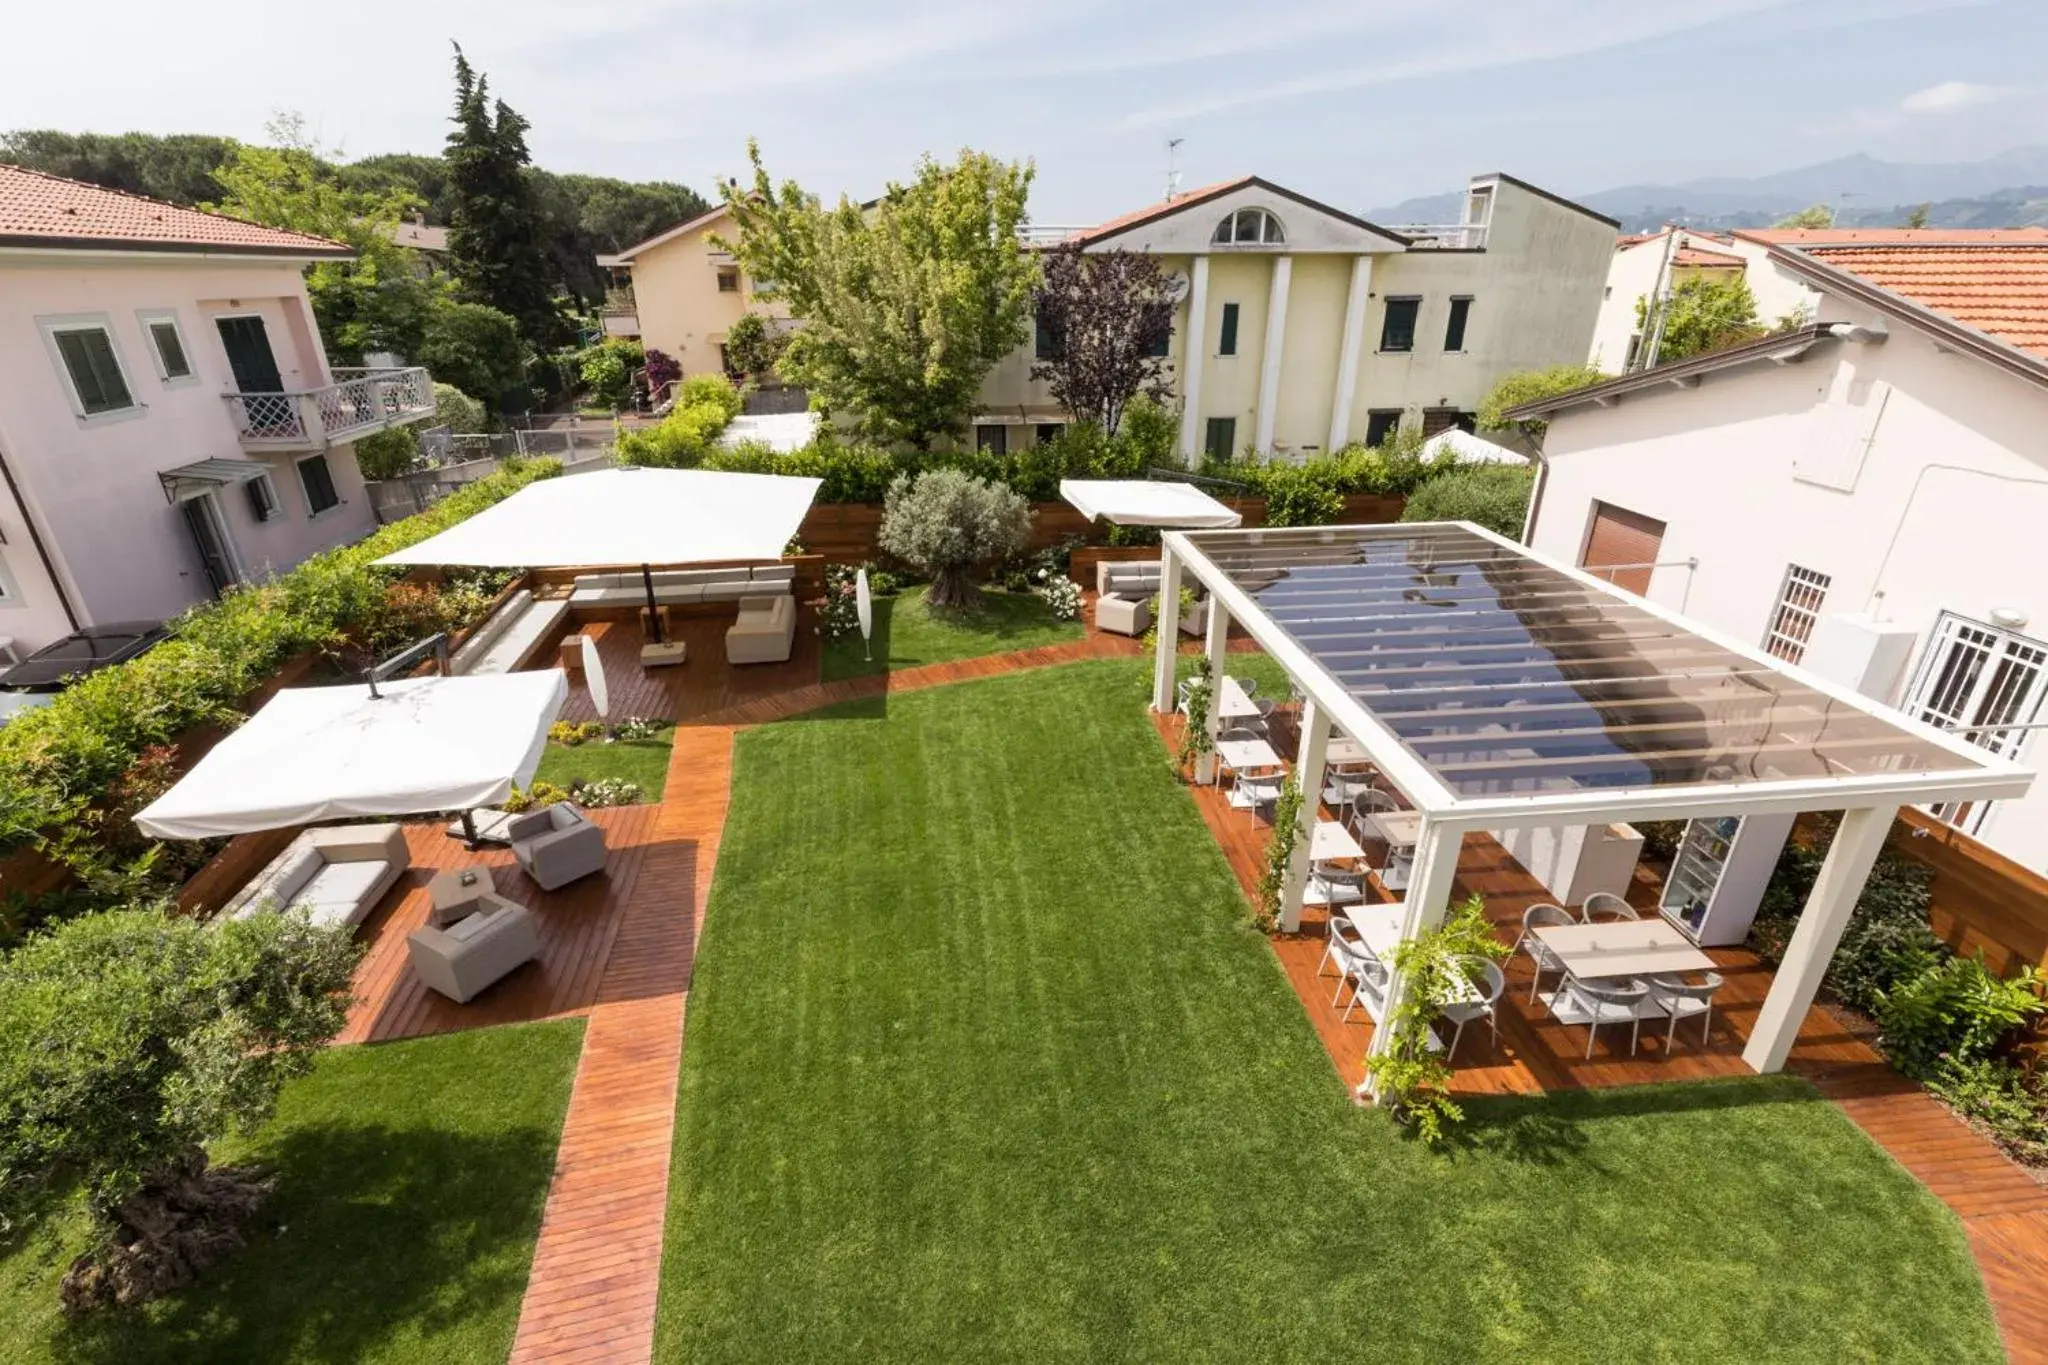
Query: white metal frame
1903 610 2048 834
1762 563 1831 663
1153 520 2033 1086
135 308 198 388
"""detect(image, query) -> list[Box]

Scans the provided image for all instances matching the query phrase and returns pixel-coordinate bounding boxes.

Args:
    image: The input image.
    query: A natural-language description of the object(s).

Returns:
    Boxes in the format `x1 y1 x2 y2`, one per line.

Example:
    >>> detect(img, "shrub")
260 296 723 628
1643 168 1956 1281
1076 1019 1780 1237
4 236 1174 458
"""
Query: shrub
1749 826 1941 1017
432 381 487 435
1877 956 2045 1076
1928 1057 2048 1164
724 313 787 382
643 348 680 394
577 338 640 408
1259 463 1346 526
419 299 529 410
879 468 1031 608
1478 363 1608 442
1401 462 1535 538
0 907 360 1311
615 373 743 468
352 426 421 480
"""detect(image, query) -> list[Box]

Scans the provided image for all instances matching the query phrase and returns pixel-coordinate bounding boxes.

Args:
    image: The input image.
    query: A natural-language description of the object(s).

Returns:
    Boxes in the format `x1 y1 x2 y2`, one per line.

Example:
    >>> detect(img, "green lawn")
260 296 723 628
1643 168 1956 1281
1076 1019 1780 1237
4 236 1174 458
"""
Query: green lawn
0 1018 584 1364
656 660 1999 1362
534 723 675 800
821 585 1082 681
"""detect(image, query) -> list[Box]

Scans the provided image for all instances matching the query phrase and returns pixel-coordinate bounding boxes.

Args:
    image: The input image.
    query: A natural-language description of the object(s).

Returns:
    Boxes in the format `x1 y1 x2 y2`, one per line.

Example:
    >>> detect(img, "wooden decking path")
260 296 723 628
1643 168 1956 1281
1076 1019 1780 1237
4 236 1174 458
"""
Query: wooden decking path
508 724 733 1365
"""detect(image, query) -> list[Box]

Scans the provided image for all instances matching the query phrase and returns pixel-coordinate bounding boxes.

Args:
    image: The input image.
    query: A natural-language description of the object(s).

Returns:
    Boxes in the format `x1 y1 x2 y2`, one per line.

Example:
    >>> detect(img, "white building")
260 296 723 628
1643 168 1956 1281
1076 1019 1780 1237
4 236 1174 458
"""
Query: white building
1513 231 2048 871
976 173 1617 462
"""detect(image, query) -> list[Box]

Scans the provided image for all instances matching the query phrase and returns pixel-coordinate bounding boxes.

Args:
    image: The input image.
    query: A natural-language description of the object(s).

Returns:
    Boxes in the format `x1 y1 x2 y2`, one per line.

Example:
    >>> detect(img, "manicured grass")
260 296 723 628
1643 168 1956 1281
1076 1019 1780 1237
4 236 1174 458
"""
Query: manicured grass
821 585 1082 680
0 1018 584 1364
656 660 1999 1362
534 723 675 801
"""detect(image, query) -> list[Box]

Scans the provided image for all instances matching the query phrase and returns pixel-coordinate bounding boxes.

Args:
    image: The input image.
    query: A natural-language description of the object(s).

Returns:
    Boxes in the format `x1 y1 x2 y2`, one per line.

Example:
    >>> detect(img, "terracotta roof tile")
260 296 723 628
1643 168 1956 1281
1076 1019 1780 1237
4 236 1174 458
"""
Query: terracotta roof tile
1802 243 2048 357
1736 226 2048 246
1066 176 1256 245
1675 246 1744 267
0 163 350 256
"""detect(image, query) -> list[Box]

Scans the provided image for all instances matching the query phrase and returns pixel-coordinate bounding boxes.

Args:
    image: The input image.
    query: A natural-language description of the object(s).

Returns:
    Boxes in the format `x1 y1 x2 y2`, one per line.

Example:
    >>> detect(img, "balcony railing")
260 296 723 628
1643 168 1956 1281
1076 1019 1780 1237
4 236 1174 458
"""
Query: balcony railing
1393 223 1490 250
224 367 437 452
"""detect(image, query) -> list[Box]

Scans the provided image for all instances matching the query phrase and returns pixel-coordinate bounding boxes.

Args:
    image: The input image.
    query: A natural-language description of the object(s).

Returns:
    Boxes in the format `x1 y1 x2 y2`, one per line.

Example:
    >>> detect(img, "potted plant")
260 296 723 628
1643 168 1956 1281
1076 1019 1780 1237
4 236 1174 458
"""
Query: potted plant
1177 674 1215 785
1363 894 1510 1143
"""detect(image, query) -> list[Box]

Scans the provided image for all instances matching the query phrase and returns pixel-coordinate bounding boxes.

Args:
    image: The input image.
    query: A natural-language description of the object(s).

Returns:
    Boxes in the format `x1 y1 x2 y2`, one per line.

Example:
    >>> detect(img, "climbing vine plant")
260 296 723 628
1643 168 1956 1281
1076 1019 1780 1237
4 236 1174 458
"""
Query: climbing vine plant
1253 778 1305 931
1363 894 1510 1145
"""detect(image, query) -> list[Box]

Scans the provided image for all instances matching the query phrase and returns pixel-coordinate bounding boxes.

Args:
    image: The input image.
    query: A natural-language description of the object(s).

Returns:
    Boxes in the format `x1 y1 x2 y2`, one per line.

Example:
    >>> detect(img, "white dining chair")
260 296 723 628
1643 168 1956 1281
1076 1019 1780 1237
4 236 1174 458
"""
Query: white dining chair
1441 958 1507 1060
1561 974 1650 1059
1645 971 1724 1051
1581 891 1639 924
1512 903 1575 1004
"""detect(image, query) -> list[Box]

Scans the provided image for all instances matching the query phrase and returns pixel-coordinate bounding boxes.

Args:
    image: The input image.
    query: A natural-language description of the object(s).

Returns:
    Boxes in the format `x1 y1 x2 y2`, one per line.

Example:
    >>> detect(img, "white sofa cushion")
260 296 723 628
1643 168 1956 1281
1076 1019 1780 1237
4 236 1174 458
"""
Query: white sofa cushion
269 847 324 905
293 860 390 929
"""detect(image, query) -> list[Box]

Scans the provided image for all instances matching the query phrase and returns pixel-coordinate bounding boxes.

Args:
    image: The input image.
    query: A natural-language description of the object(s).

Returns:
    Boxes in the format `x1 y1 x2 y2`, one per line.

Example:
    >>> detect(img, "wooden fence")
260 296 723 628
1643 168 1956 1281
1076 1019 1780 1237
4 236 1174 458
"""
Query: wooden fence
1888 808 2048 979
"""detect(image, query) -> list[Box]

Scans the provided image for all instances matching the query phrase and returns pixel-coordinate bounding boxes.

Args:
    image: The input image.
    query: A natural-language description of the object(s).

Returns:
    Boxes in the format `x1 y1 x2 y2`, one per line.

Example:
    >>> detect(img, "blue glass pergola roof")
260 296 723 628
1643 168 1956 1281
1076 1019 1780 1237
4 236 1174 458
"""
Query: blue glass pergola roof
1180 524 1981 800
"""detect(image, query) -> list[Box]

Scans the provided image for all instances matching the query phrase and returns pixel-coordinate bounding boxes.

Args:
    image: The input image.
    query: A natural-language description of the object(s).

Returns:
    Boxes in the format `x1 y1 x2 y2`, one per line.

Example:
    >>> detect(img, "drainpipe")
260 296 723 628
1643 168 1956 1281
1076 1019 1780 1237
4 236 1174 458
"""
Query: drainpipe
0 437 80 633
1518 441 1549 547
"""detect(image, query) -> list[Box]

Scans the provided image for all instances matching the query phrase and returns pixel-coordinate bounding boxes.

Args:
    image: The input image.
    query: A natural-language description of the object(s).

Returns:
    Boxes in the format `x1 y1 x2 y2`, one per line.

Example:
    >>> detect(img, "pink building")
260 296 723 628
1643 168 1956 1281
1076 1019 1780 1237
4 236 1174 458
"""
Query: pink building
0 166 438 658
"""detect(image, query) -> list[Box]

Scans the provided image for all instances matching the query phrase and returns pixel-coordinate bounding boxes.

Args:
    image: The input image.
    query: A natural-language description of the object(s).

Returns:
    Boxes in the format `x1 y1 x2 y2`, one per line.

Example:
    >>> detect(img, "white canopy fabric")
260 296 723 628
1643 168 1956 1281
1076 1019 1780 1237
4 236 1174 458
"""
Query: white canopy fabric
375 467 823 569
1421 428 1525 465
1059 479 1242 528
134 671 568 839
721 411 820 454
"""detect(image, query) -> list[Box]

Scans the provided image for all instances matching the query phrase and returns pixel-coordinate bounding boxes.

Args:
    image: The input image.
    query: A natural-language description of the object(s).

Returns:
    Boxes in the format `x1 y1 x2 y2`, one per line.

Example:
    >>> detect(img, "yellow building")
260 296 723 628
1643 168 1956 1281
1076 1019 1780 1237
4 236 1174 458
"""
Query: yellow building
596 205 786 379
978 173 1617 462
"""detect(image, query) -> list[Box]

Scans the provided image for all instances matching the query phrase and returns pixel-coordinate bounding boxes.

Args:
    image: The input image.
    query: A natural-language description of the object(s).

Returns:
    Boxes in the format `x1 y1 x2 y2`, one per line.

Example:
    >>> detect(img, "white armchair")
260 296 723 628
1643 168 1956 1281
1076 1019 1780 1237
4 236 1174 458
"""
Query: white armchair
507 803 609 891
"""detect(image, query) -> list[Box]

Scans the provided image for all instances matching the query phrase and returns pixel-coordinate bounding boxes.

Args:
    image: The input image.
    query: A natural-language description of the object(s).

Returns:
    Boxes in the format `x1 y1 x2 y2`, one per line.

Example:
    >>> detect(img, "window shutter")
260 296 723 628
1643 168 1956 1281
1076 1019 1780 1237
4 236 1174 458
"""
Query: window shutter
151 322 192 379
1218 303 1239 356
57 328 132 413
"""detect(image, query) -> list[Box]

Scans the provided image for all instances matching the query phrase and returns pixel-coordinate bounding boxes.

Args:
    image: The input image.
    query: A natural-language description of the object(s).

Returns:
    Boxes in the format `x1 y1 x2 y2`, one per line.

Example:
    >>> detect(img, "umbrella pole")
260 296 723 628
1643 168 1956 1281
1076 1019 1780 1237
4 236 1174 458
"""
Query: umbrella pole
641 563 665 643
459 809 480 849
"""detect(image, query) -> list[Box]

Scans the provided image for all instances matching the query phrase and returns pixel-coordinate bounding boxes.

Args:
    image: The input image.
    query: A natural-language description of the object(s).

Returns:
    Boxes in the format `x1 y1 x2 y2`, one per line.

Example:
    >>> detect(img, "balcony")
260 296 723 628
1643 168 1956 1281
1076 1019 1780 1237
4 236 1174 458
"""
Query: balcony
224 367 437 453
1394 223 1490 250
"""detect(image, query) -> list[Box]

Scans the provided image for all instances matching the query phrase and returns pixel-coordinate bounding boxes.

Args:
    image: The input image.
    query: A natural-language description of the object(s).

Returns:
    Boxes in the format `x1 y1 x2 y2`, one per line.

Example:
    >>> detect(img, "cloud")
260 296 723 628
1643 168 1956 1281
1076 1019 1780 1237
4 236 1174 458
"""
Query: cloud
1899 79 2014 113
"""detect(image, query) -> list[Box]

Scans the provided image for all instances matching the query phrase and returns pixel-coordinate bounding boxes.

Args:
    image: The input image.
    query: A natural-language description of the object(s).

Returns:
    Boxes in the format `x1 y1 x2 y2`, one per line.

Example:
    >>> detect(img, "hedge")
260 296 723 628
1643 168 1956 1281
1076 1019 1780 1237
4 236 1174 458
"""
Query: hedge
615 375 746 467
0 459 563 860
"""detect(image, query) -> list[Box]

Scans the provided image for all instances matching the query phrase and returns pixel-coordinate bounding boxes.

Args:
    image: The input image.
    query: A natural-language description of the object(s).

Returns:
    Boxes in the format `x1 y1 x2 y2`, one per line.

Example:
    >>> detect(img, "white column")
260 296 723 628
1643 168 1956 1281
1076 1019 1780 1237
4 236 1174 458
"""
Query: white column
1280 698 1330 933
1363 818 1461 1093
1203 588 1230 750
1175 255 1212 466
1743 805 1898 1074
1253 254 1293 455
1150 547 1184 713
1327 254 1374 451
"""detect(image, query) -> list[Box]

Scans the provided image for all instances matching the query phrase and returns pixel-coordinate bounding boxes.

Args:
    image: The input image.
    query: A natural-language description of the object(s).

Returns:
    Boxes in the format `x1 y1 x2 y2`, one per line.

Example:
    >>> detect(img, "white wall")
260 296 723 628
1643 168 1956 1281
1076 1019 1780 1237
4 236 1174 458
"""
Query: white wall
1533 294 2048 867
1587 231 1823 370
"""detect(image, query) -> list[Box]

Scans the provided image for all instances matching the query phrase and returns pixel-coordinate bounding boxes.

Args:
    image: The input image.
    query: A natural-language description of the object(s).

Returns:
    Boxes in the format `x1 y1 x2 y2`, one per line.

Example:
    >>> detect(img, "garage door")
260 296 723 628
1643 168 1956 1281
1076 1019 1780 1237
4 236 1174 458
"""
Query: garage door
1580 501 1665 595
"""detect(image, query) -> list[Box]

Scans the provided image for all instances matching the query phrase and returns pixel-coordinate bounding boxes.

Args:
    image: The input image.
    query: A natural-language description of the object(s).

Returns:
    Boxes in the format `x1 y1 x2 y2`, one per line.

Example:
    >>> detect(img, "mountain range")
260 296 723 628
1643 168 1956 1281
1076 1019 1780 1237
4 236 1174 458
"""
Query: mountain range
1369 147 2048 233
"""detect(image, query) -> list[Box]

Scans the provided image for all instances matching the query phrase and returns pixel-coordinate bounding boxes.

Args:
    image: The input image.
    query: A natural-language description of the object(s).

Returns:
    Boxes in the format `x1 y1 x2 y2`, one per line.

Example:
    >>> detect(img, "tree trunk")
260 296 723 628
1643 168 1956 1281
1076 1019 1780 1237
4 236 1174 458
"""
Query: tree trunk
61 1148 275 1314
926 567 978 610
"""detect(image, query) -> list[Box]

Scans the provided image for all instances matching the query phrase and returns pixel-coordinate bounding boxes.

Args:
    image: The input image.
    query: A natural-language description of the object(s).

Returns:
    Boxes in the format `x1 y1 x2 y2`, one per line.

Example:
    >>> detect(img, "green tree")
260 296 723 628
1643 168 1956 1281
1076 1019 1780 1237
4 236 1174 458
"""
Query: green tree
879 469 1032 607
444 45 565 350
1634 273 1762 365
721 141 1037 449
1478 363 1607 443
0 129 238 205
723 312 788 382
1904 201 1933 229
1774 203 1836 229
1401 463 1536 538
208 114 444 364
419 300 529 408
0 908 360 1311
1029 245 1177 436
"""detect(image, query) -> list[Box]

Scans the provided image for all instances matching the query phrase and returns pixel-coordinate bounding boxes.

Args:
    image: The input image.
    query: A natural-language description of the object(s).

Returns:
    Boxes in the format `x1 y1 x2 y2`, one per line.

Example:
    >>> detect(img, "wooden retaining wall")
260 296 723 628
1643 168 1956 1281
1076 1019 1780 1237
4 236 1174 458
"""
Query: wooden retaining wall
1888 808 2048 979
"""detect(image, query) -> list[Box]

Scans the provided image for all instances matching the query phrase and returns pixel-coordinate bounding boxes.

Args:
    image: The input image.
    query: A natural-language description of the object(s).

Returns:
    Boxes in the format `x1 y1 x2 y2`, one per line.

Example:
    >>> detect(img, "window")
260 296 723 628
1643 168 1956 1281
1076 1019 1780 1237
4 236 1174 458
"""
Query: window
1602 285 1614 301
1421 407 1475 437
244 471 282 523
1623 334 1644 370
1145 306 1171 359
1203 416 1237 460
975 423 1008 455
296 454 340 516
1762 564 1831 663
1035 423 1064 447
1034 311 1062 360
716 267 740 293
48 323 135 416
138 311 193 382
1210 207 1285 245
1379 298 1420 353
1906 612 2048 833
0 547 17 604
1443 297 1472 352
1218 302 1240 357
1364 409 1402 447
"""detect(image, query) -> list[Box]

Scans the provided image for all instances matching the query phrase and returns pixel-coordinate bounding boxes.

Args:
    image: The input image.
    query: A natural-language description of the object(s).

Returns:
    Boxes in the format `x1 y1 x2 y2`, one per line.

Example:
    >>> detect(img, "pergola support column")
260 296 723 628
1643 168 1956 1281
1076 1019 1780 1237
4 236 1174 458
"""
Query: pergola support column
1203 590 1230 751
1742 804 1897 1074
1362 819 1460 1099
1279 699 1329 932
1150 547 1184 713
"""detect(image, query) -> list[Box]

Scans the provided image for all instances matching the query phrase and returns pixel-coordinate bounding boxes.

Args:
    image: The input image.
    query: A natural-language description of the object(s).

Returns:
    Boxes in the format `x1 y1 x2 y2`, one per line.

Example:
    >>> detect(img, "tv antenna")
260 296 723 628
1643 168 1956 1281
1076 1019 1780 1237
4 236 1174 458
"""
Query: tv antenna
1165 138 1184 201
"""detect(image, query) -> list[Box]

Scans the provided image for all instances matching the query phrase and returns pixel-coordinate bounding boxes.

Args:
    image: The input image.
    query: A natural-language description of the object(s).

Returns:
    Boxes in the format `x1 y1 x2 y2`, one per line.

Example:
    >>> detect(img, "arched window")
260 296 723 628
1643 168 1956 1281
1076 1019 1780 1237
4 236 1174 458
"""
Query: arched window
1211 207 1286 245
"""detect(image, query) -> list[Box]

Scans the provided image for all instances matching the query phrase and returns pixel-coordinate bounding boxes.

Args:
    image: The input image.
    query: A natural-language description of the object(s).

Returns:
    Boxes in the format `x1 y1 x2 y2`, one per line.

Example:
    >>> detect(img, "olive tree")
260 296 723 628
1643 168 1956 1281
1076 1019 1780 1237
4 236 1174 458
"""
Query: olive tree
0 908 360 1313
879 469 1032 608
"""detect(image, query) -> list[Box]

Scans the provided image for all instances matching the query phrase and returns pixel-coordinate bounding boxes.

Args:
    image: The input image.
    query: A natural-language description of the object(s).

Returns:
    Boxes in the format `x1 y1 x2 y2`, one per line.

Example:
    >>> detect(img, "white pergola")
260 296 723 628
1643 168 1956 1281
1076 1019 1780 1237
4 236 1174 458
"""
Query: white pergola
1152 521 2032 1082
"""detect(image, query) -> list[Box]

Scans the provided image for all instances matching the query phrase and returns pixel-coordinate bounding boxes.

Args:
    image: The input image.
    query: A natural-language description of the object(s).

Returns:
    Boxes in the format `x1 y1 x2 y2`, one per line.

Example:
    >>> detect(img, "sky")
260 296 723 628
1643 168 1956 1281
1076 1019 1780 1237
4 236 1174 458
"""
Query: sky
1 0 2042 223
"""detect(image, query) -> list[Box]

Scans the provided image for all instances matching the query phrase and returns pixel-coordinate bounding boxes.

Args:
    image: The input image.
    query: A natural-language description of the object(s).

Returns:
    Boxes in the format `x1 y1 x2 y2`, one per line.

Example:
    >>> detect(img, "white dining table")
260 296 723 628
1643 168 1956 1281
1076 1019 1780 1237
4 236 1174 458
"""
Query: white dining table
1214 735 1281 773
1216 675 1262 721
1534 919 1716 981
1338 902 1477 1013
1326 736 1371 765
1310 820 1364 861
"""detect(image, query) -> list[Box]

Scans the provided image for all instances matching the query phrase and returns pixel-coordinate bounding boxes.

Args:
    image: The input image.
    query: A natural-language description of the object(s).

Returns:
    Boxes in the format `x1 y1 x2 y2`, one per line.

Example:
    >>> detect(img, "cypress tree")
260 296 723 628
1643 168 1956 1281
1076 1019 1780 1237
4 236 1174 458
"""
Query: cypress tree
444 44 564 349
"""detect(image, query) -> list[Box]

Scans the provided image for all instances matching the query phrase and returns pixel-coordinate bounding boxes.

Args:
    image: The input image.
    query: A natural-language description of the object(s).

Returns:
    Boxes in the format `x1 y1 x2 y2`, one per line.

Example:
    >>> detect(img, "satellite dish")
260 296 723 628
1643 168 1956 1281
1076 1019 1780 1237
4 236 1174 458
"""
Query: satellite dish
1163 272 1191 304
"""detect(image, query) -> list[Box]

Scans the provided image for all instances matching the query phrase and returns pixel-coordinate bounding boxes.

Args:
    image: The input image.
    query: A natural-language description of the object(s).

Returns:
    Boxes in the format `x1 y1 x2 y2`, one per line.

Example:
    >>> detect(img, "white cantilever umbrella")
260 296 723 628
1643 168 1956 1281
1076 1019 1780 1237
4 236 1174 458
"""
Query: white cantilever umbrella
134 671 568 840
855 567 874 662
1058 478 1242 528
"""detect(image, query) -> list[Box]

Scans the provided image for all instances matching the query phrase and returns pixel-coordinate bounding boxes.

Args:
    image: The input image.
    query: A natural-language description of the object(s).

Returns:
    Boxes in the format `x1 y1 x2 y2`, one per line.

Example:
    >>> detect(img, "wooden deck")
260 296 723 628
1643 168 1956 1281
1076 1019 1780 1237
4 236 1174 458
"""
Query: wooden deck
551 610 825 726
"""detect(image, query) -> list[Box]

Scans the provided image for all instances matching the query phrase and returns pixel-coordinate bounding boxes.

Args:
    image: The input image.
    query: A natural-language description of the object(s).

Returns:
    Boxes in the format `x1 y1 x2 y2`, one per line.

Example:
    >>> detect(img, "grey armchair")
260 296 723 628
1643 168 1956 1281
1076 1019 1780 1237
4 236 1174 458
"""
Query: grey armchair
507 803 609 891
407 903 540 1003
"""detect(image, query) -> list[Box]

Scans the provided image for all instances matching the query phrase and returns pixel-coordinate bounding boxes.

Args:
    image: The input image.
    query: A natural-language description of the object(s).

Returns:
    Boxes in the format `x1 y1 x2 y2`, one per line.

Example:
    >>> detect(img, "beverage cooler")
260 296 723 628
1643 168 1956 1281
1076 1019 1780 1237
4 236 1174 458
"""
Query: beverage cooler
1658 812 1795 947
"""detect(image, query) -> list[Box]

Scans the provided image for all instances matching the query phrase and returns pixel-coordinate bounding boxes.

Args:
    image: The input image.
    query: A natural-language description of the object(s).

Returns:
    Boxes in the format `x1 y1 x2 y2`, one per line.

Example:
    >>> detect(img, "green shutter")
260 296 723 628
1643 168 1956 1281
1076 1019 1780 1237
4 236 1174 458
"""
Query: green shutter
150 321 192 379
299 455 339 514
56 328 132 414
1218 303 1239 357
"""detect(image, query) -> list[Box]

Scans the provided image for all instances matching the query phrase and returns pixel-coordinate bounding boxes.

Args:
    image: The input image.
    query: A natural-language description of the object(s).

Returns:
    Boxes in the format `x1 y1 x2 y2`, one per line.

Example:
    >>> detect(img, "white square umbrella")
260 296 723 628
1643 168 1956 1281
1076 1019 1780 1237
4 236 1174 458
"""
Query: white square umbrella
134 671 569 839
1059 478 1243 528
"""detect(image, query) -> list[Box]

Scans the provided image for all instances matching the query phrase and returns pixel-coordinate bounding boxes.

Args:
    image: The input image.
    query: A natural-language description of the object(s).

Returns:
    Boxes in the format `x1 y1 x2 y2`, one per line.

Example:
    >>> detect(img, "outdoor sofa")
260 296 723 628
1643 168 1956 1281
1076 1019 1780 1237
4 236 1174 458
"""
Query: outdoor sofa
1095 561 1207 638
221 823 409 930
407 902 541 1003
507 802 609 890
569 564 796 607
726 593 797 664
